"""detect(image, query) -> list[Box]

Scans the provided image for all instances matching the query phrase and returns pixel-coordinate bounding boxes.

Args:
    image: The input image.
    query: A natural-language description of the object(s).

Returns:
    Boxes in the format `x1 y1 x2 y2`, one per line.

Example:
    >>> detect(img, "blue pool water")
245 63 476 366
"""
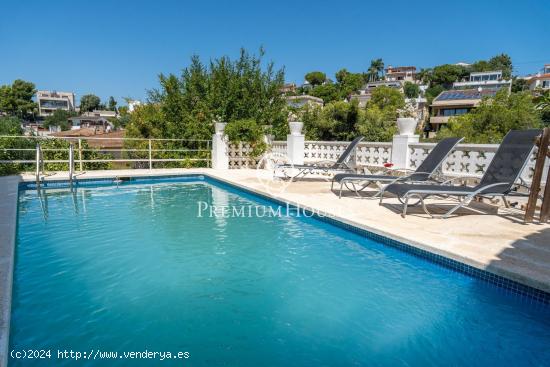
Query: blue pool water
11 177 550 366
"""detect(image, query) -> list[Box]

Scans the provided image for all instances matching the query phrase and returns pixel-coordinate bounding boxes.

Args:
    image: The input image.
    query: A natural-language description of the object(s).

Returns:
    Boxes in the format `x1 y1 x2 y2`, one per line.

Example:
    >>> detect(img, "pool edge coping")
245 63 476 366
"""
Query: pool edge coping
0 176 20 367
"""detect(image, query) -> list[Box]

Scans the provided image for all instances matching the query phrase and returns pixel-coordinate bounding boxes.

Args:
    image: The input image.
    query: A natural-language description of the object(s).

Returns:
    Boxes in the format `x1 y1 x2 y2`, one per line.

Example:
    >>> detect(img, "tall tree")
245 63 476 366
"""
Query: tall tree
310 84 340 103
430 64 469 89
0 80 37 118
511 77 528 93
340 72 364 97
367 86 405 111
0 86 13 114
107 96 117 111
335 68 350 84
403 81 420 98
488 53 513 79
367 58 384 82
128 48 286 141
79 94 101 112
471 54 513 79
305 71 327 86
415 68 433 84
42 109 77 131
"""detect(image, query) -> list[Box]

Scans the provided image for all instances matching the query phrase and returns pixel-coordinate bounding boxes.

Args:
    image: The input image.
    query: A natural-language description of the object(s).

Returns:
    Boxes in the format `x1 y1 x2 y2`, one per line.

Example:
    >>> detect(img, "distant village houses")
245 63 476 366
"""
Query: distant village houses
526 64 550 91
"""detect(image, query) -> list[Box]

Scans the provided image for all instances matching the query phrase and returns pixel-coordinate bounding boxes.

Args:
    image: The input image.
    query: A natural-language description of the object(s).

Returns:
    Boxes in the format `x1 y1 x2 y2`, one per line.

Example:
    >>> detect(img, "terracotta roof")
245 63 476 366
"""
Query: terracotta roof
51 129 126 148
52 128 105 137
530 73 550 81
386 66 416 72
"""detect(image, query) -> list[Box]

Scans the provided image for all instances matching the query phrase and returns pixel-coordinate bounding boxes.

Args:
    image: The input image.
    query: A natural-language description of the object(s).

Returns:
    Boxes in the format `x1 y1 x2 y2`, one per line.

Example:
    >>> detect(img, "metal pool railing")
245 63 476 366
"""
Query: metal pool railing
0 135 212 179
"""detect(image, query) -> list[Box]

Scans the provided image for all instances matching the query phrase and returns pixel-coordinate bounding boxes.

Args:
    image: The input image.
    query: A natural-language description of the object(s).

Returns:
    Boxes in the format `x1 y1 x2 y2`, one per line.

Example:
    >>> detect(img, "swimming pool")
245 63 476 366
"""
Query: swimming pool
11 176 550 366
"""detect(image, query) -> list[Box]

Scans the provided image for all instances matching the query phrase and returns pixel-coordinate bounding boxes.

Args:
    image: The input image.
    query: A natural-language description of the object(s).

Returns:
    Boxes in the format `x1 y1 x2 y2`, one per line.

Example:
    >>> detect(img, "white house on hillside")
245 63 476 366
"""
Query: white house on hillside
527 64 550 91
452 70 511 92
36 90 75 117
285 95 323 108
128 99 142 112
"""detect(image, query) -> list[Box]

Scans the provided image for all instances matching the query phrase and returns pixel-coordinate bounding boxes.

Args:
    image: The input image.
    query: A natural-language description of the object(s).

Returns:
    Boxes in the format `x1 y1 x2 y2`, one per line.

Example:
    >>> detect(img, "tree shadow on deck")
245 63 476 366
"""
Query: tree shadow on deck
329 184 532 223
485 227 550 297
377 195 545 224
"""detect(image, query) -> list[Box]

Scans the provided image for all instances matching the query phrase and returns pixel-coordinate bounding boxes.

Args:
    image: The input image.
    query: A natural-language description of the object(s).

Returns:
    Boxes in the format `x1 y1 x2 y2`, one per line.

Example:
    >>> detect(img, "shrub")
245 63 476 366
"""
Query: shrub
437 90 542 143
224 119 267 157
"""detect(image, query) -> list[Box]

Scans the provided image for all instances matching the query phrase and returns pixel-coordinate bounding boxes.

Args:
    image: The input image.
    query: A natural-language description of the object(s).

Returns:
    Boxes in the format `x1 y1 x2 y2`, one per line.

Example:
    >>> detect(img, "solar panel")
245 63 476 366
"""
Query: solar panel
435 89 499 102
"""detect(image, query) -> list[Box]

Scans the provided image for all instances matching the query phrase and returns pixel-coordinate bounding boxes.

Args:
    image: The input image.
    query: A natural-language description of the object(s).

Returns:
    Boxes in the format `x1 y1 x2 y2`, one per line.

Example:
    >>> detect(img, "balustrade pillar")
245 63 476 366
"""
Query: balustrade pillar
212 122 229 169
391 118 419 169
287 121 304 165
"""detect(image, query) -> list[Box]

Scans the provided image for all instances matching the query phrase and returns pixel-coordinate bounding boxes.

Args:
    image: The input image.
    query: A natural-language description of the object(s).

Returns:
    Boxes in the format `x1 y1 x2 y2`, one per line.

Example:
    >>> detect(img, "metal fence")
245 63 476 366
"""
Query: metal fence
0 135 212 178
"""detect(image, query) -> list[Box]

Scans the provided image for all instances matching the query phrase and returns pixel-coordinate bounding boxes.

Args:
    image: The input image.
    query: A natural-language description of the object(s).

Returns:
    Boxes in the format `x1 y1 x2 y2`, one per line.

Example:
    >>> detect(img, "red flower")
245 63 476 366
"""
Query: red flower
383 162 394 168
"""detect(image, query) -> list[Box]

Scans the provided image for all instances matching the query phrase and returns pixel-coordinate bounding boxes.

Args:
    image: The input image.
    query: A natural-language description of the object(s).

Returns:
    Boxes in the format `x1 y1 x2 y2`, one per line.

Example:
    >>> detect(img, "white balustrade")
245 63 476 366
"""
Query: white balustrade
355 142 392 168
270 141 287 156
304 141 392 168
304 141 349 162
224 136 548 185
524 148 550 183
409 143 549 183
410 143 494 177
228 142 259 169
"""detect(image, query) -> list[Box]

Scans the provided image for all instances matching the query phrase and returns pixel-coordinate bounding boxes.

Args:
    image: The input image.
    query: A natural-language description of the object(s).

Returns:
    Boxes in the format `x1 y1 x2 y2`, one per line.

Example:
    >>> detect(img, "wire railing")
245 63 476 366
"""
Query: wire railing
0 135 212 177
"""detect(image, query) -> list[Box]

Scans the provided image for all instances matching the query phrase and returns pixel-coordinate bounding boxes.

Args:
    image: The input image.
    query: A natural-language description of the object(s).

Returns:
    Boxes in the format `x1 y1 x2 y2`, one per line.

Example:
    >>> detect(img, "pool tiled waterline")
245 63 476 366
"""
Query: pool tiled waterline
11 168 550 295
17 173 550 305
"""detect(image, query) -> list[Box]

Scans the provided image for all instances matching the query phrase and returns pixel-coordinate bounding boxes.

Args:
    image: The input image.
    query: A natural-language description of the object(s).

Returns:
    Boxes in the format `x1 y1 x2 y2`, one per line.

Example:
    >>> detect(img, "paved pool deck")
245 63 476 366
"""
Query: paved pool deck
1 168 550 365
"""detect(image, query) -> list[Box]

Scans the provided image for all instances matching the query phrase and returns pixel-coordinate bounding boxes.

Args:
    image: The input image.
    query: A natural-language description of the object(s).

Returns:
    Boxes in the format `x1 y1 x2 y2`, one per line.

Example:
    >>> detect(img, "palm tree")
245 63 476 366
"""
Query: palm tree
367 67 376 83
416 68 432 85
368 58 384 82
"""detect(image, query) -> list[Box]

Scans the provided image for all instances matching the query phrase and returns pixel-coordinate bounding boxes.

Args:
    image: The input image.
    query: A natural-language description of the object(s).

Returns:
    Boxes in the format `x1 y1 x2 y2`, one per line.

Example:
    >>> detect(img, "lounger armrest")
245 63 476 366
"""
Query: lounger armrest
394 171 432 180
310 160 337 167
440 176 478 185
376 172 435 187
387 168 416 173
377 167 411 175
379 172 430 187
402 181 510 198
376 167 422 175
472 182 511 195
407 171 432 177
274 160 332 169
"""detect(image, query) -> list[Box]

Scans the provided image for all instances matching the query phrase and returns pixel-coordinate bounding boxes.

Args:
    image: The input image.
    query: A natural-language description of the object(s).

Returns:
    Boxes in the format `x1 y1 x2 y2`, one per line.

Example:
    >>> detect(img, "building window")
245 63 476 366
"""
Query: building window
40 100 69 109
441 108 469 116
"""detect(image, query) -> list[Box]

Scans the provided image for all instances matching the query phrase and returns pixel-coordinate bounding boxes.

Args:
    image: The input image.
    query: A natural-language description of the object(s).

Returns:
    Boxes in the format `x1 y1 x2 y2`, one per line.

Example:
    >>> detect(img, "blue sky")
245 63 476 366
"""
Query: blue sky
0 0 548 105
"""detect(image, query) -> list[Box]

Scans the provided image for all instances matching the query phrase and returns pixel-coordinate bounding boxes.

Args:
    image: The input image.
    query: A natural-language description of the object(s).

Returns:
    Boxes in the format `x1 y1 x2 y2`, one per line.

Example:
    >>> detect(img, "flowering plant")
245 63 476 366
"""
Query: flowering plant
397 101 417 118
